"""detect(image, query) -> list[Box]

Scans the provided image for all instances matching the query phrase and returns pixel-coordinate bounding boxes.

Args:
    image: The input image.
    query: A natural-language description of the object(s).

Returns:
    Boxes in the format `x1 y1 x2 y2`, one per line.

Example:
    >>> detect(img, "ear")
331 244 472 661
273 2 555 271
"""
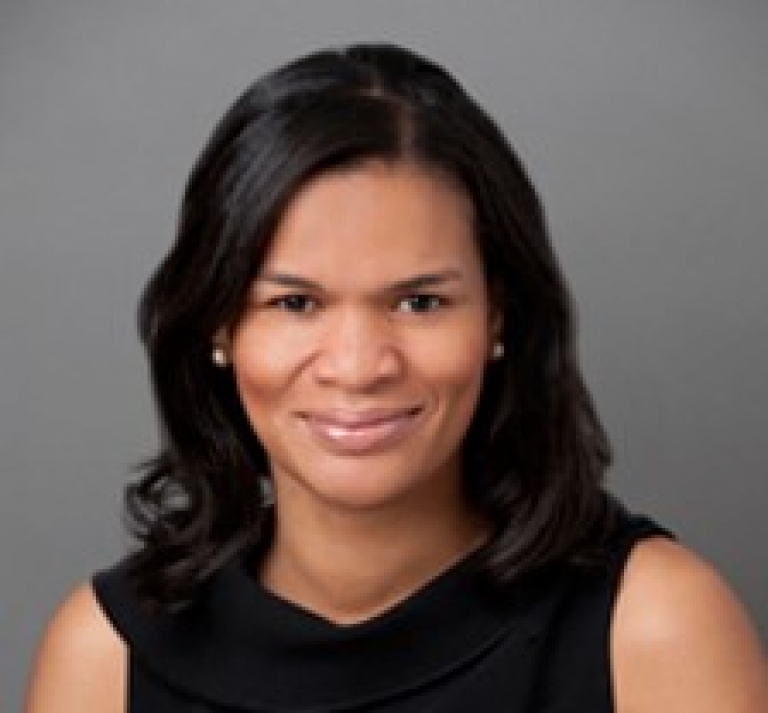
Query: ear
211 326 232 367
212 326 230 349
487 284 505 353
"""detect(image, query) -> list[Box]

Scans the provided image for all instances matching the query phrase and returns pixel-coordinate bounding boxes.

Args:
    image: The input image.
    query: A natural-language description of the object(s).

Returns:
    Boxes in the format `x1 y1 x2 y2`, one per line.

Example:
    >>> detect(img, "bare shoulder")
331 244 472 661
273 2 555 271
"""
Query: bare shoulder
611 536 768 712
25 581 125 713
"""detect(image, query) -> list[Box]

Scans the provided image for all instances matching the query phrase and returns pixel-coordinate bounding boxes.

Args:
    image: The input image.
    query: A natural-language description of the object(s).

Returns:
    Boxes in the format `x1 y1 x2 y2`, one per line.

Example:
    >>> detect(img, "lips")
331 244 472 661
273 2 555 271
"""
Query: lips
298 406 423 454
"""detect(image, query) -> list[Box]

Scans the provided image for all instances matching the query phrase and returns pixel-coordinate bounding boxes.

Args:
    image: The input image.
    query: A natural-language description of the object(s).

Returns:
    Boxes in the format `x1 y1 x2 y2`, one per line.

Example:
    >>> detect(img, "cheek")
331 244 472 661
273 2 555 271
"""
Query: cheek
414 335 489 457
416 328 490 399
231 321 312 388
229 331 298 424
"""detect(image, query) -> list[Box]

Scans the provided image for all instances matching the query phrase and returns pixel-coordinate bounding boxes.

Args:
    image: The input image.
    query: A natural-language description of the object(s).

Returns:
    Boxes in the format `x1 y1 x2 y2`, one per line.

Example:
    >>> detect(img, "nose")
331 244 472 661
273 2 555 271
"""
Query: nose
312 307 403 390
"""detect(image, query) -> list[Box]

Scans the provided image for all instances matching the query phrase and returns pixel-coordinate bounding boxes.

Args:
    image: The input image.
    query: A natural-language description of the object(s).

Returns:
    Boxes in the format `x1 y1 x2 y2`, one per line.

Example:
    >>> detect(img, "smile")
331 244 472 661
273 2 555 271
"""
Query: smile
298 407 424 455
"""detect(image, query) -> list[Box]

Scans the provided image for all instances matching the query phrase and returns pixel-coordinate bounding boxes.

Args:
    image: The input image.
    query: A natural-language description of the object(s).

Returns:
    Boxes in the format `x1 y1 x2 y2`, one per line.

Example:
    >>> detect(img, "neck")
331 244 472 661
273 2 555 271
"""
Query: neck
259 477 489 625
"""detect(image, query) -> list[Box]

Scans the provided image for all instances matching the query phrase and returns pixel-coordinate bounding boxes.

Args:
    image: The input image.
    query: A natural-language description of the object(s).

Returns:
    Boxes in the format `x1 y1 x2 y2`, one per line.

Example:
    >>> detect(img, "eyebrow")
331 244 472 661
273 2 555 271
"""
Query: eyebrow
256 269 464 293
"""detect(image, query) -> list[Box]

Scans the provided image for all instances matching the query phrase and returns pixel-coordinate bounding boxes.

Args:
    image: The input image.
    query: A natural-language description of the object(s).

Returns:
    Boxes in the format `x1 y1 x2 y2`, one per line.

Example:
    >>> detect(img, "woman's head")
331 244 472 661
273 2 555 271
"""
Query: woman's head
130 43 612 607
218 159 499 518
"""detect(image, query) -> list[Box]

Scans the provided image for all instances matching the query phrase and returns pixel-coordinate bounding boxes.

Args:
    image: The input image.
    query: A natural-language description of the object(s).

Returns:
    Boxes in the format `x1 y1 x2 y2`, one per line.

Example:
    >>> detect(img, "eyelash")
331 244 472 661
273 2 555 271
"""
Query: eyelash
396 294 447 313
268 295 318 313
265 294 449 315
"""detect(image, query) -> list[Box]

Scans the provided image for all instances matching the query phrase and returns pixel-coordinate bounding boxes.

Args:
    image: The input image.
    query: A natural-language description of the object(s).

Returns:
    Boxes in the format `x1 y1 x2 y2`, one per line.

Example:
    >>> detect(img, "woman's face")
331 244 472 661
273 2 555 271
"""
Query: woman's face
226 160 499 512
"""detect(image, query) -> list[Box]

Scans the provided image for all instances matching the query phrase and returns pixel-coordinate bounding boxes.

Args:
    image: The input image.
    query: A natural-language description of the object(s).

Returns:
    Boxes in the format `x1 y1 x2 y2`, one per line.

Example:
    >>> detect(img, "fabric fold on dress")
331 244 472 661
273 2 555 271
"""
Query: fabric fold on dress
93 505 671 712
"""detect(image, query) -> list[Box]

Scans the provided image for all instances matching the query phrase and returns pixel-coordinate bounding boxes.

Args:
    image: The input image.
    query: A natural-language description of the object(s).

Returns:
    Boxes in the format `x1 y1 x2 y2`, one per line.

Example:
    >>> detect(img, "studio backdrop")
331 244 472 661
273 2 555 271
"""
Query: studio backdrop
1 2 766 710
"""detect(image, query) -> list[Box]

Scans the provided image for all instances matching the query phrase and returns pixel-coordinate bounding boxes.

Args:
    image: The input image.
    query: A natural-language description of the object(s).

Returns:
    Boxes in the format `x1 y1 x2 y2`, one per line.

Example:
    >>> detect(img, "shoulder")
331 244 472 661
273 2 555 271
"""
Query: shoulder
611 536 768 712
25 581 125 713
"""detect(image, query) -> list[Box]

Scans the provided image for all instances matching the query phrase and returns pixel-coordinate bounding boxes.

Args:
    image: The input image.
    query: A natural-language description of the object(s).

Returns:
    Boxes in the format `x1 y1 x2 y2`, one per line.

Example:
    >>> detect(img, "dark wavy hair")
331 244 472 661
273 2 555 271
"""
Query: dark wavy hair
127 42 614 609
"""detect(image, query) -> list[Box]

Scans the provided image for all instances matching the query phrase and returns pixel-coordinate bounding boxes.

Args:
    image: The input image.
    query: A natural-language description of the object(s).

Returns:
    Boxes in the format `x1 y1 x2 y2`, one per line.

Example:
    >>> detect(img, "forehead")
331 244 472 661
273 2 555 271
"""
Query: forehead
260 160 481 281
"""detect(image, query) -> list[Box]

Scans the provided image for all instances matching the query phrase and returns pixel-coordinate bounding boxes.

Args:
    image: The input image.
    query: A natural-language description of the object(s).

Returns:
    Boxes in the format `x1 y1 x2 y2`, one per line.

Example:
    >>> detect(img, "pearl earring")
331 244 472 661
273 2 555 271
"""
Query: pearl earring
492 342 505 360
212 346 229 367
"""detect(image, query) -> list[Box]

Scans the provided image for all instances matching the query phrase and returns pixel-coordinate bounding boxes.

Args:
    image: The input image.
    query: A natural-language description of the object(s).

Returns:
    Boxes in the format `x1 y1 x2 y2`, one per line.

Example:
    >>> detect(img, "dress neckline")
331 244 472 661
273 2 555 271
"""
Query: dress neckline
119 545 556 710
239 543 488 631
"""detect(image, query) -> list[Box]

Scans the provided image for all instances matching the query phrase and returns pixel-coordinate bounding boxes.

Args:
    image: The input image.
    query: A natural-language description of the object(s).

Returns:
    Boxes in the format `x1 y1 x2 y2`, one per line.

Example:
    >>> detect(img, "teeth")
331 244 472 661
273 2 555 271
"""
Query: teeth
326 425 359 438
325 420 394 437
311 411 416 430
301 409 420 453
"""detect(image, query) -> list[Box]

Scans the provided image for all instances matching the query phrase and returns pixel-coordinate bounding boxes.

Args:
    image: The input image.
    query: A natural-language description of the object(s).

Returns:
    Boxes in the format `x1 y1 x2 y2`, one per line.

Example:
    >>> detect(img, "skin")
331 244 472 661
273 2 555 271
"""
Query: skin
226 160 499 622
611 537 768 711
25 161 767 711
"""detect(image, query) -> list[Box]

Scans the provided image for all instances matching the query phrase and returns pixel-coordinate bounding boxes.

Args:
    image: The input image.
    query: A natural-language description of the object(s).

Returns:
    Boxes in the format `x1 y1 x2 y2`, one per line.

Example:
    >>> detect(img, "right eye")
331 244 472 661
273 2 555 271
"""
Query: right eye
268 295 319 314
396 294 447 314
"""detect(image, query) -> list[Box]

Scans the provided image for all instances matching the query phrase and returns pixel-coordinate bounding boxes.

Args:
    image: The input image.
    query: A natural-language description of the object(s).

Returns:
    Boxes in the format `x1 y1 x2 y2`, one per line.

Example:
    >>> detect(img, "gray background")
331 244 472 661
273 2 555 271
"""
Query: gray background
2 1 766 709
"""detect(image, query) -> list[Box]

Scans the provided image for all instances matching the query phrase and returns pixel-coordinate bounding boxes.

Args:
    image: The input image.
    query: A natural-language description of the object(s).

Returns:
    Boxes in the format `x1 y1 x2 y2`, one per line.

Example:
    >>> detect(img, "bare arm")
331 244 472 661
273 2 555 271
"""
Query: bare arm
25 583 125 713
612 538 768 712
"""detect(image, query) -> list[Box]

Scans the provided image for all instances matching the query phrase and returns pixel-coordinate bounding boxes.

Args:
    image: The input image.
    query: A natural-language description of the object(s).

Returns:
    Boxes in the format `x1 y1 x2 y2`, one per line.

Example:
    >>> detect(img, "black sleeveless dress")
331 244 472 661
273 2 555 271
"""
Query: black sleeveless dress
93 508 668 712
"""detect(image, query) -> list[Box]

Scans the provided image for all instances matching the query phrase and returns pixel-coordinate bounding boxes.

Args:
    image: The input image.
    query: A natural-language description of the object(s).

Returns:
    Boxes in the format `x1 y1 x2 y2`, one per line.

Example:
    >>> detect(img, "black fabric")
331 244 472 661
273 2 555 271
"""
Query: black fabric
93 506 670 712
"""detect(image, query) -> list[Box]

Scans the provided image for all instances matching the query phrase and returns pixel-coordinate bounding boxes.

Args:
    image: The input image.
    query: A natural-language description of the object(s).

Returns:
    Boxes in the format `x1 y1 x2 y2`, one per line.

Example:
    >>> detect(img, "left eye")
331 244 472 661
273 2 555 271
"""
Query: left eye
397 295 445 313
270 295 318 313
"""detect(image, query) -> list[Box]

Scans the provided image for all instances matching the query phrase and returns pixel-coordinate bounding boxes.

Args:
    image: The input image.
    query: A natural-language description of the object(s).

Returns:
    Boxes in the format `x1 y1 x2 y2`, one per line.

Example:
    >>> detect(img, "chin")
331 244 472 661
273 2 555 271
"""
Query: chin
297 447 463 514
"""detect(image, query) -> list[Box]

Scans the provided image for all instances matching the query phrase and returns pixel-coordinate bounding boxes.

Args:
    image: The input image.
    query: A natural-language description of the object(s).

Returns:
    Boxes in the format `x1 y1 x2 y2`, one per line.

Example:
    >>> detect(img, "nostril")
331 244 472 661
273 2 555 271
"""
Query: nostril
313 337 404 387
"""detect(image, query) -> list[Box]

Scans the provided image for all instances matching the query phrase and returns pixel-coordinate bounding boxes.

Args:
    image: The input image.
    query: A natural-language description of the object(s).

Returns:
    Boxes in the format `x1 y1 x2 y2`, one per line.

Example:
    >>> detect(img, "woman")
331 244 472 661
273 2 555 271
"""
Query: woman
27 43 766 712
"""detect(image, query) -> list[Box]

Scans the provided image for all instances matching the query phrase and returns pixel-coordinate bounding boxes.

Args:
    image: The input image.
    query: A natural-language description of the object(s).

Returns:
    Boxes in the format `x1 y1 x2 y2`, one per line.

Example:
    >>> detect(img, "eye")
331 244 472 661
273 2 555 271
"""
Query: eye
269 294 318 313
397 294 447 314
